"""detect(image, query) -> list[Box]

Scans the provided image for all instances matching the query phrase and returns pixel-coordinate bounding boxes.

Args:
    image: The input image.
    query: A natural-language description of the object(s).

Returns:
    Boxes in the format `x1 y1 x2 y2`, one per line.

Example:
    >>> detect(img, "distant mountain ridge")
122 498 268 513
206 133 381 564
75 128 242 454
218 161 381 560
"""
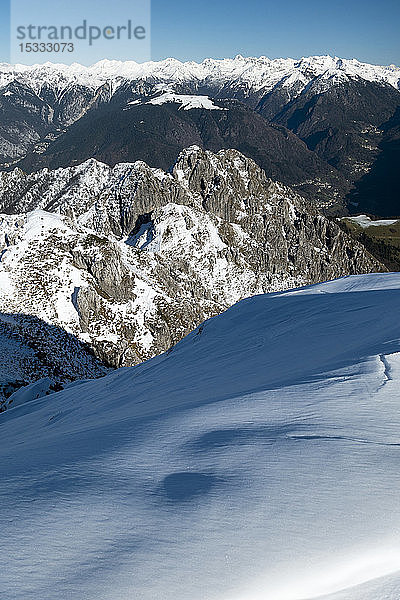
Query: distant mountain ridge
1 55 399 215
1 55 399 94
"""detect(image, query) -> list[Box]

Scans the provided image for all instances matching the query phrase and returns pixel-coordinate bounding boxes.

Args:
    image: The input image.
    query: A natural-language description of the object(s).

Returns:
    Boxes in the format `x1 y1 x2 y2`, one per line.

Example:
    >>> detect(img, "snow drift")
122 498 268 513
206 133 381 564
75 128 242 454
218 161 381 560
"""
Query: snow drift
1 272 400 600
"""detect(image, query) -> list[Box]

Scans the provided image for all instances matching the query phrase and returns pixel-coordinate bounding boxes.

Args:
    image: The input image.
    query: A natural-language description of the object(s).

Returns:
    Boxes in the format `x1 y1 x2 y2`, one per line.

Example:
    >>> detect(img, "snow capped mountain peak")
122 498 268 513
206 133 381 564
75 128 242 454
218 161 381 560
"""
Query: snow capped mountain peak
0 55 399 96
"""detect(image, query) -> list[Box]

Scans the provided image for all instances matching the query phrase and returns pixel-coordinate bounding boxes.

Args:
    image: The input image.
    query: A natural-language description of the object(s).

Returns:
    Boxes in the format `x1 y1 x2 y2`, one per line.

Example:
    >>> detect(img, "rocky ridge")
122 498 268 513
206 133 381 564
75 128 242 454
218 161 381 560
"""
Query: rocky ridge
0 146 385 407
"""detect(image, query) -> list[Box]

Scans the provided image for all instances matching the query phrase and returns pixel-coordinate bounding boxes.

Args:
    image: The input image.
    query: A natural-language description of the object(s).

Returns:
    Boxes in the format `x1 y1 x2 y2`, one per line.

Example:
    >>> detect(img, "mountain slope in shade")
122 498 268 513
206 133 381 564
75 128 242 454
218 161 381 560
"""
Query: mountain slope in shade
271 78 400 215
1 273 400 599
346 105 400 217
0 310 108 409
273 79 400 177
13 98 348 208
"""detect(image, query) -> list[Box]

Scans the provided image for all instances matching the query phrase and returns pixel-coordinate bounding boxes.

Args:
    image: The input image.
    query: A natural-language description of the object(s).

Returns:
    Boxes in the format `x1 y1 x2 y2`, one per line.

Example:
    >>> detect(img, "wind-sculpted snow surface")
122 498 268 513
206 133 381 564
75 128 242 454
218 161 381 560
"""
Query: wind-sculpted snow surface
1 273 400 600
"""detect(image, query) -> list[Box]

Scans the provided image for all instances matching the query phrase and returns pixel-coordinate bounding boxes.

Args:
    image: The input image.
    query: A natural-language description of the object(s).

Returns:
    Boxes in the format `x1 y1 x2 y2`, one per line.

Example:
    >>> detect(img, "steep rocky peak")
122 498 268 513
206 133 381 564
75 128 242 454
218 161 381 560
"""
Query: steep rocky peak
0 146 386 402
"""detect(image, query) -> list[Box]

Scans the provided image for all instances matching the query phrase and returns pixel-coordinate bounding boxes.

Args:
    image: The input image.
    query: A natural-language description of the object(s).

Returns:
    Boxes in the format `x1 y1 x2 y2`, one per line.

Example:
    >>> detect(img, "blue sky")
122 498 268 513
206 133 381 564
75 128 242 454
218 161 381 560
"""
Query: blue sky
0 0 399 65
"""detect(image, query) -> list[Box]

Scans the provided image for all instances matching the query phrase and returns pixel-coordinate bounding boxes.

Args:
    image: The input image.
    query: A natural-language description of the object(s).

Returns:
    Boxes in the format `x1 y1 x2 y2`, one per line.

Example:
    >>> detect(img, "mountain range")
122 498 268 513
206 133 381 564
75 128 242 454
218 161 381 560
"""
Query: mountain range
1 55 399 215
1 53 400 600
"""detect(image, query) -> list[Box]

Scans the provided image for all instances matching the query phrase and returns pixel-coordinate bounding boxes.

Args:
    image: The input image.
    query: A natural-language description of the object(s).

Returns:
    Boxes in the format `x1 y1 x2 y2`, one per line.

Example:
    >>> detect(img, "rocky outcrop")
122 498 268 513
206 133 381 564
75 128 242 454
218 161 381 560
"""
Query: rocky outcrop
0 147 385 403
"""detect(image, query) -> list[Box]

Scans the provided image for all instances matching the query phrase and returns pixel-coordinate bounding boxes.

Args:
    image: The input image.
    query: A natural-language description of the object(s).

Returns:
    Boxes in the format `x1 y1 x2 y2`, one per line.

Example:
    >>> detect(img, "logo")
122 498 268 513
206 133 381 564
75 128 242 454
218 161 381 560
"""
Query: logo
11 0 151 65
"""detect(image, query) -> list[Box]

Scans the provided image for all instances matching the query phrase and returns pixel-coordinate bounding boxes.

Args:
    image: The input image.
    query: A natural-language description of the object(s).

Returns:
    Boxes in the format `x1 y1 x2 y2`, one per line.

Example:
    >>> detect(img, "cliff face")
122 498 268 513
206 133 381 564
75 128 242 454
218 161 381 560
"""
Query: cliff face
0 147 385 403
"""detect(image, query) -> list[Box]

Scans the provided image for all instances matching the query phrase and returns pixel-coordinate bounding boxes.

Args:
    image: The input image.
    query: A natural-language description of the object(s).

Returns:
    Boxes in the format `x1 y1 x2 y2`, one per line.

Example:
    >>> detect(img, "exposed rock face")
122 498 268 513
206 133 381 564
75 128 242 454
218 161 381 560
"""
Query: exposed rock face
0 147 385 403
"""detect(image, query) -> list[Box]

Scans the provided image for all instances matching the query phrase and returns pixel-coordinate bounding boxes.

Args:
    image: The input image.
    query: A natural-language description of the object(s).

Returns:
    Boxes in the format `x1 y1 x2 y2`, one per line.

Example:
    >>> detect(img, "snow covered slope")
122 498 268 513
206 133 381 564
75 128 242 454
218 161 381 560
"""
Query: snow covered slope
343 214 399 228
1 272 400 600
145 92 226 110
